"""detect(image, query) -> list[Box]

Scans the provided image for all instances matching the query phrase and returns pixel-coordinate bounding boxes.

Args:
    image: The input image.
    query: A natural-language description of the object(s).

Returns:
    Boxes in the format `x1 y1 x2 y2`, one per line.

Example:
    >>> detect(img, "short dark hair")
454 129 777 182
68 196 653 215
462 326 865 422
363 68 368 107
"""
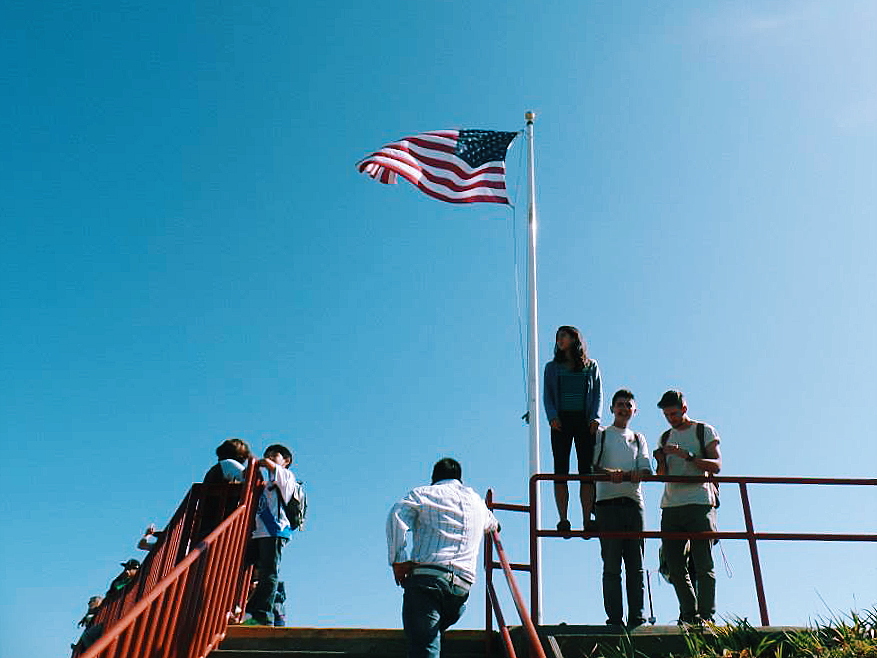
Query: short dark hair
431 457 462 484
657 390 686 409
216 438 251 462
611 388 635 406
264 444 293 464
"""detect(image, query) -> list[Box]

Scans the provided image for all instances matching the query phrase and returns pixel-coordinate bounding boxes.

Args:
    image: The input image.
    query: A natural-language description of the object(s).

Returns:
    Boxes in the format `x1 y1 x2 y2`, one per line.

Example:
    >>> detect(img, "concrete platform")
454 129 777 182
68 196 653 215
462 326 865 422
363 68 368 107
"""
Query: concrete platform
212 623 807 658
531 623 804 657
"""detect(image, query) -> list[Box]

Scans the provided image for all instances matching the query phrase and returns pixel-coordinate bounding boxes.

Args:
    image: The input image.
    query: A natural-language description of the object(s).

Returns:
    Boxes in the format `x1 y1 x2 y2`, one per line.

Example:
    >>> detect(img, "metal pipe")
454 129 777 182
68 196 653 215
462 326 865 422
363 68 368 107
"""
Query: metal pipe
493 529 547 658
485 489 495 658
740 482 770 625
529 474 540 624
487 584 518 658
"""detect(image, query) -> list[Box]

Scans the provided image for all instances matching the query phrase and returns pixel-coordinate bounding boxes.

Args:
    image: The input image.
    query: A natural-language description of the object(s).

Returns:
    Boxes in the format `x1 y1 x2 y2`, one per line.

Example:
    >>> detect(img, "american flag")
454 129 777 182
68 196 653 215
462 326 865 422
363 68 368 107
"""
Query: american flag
357 129 519 204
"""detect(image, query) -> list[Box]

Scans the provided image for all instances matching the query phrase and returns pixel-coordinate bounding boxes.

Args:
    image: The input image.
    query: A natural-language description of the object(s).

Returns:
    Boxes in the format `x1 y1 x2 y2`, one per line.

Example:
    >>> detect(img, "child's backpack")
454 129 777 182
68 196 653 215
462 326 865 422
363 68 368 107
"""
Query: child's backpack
277 480 307 531
660 423 720 508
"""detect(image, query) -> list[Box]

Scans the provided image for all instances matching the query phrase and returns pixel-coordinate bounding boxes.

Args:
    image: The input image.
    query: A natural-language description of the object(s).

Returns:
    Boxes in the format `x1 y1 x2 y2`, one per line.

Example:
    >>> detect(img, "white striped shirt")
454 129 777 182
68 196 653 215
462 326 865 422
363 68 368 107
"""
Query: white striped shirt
386 479 499 583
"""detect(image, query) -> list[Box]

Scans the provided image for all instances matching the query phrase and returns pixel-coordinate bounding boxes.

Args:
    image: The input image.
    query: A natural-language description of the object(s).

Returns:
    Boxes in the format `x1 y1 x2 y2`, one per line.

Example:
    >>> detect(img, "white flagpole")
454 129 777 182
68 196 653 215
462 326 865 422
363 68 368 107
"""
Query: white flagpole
525 111 543 624
525 111 540 478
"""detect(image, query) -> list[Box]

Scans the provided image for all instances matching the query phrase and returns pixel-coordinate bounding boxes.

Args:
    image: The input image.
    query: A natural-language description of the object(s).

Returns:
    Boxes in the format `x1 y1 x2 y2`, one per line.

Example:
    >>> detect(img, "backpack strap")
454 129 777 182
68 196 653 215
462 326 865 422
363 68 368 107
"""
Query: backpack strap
694 422 720 508
660 429 671 447
629 431 643 469
598 429 643 469
696 422 706 456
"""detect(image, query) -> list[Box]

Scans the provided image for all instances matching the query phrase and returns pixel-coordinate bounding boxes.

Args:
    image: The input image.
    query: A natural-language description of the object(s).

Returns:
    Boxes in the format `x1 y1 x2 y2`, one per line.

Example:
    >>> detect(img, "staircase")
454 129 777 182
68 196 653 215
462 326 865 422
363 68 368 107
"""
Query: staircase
77 474 871 658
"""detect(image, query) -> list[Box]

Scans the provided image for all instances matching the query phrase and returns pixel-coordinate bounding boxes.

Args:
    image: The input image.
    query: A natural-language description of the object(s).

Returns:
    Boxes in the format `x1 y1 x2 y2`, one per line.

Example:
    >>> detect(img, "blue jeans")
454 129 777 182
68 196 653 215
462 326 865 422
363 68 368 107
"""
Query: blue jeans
402 574 470 658
247 537 288 624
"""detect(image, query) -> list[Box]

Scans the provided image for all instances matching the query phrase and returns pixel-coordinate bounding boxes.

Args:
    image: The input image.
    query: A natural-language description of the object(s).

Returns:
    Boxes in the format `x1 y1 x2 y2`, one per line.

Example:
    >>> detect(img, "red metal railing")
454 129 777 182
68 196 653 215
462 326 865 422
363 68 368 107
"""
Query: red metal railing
486 474 876 629
484 490 547 658
76 461 261 658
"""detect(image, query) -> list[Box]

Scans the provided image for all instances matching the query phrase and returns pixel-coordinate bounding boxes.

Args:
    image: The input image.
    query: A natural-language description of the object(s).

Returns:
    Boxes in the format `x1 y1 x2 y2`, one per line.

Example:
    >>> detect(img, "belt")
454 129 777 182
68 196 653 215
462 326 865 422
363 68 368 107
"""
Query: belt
411 566 473 586
595 497 640 507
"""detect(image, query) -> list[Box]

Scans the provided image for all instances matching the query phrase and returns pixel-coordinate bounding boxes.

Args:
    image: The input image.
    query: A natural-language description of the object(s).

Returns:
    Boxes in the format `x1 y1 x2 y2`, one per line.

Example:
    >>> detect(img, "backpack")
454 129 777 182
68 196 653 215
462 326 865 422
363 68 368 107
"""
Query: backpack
660 422 720 508
273 479 308 531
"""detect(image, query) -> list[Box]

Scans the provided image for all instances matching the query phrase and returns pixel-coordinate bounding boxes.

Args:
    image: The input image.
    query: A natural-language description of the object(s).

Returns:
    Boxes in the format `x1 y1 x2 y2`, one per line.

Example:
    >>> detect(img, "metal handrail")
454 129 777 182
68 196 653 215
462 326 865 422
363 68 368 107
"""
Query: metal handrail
485 490 547 658
76 461 261 658
527 473 877 625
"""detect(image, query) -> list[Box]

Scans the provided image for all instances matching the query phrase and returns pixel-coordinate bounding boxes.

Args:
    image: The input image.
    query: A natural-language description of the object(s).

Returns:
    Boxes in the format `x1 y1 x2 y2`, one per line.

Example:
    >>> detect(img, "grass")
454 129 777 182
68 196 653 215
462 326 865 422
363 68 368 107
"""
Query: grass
677 609 877 658
581 609 877 658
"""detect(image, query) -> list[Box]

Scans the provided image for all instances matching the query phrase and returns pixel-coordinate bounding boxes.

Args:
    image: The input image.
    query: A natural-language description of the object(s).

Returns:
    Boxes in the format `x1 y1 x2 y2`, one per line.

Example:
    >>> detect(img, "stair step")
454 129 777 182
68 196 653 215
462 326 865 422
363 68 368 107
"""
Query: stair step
212 651 485 657
210 649 405 658
213 652 353 658
215 627 487 658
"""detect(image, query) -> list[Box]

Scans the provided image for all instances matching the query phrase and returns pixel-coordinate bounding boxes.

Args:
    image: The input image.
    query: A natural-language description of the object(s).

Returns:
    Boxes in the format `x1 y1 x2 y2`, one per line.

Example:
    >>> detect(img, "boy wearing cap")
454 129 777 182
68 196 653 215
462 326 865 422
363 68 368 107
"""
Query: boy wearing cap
654 390 722 624
105 559 140 600
245 444 297 626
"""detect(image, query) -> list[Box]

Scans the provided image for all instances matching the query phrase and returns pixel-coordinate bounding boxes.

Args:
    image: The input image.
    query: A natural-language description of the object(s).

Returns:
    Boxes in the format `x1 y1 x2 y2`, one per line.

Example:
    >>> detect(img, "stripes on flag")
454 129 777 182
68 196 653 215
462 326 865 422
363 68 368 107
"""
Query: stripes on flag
357 129 519 204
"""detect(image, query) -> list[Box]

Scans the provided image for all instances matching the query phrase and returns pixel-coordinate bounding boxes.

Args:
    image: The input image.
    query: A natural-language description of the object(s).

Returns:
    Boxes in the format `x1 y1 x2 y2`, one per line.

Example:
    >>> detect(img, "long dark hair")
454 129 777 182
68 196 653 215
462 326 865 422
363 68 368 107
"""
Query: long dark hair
553 325 590 372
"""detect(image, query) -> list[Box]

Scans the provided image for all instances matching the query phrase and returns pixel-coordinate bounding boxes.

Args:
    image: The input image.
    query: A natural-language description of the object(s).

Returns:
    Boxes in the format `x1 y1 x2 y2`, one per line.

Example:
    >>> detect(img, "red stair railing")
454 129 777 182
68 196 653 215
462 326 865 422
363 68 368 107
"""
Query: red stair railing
76 461 261 658
484 490 547 658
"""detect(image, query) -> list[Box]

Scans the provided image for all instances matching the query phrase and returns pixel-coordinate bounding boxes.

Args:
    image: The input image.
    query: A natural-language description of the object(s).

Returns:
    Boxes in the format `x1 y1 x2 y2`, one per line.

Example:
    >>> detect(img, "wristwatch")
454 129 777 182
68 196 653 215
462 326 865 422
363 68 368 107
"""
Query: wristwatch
685 452 696 462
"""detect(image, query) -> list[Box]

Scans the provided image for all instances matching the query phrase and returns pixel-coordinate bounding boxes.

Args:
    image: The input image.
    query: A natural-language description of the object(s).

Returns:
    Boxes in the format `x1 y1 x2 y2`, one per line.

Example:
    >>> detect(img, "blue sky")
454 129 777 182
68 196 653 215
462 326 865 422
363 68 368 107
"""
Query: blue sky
2 2 875 656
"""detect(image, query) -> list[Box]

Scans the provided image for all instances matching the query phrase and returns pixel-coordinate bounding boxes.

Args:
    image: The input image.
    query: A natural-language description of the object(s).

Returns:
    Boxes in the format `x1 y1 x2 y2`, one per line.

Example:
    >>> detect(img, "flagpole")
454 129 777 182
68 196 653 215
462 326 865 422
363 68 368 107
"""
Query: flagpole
525 111 540 478
525 110 543 624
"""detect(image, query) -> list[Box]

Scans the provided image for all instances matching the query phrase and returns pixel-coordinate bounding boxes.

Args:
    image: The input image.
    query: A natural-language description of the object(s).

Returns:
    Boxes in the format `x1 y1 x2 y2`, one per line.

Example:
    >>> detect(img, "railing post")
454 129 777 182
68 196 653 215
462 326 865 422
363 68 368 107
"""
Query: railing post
529 475 540 624
739 482 770 625
493 530 547 658
485 489 495 658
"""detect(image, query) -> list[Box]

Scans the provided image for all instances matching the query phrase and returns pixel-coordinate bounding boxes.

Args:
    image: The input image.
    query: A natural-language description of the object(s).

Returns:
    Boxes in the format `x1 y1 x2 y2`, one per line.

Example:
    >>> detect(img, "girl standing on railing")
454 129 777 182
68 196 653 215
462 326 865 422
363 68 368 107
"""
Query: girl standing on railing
543 325 603 536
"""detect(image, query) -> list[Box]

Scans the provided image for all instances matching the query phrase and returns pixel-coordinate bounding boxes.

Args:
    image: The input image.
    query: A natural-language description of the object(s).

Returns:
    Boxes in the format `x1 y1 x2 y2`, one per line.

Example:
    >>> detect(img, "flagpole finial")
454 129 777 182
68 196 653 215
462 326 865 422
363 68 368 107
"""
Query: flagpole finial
525 111 536 123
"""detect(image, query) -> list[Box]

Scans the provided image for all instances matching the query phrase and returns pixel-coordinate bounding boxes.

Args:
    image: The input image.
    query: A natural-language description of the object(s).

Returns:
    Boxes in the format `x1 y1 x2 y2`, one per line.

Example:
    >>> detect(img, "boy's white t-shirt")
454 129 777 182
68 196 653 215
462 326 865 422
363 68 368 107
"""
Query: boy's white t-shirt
252 465 297 539
593 426 652 506
659 422 720 508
